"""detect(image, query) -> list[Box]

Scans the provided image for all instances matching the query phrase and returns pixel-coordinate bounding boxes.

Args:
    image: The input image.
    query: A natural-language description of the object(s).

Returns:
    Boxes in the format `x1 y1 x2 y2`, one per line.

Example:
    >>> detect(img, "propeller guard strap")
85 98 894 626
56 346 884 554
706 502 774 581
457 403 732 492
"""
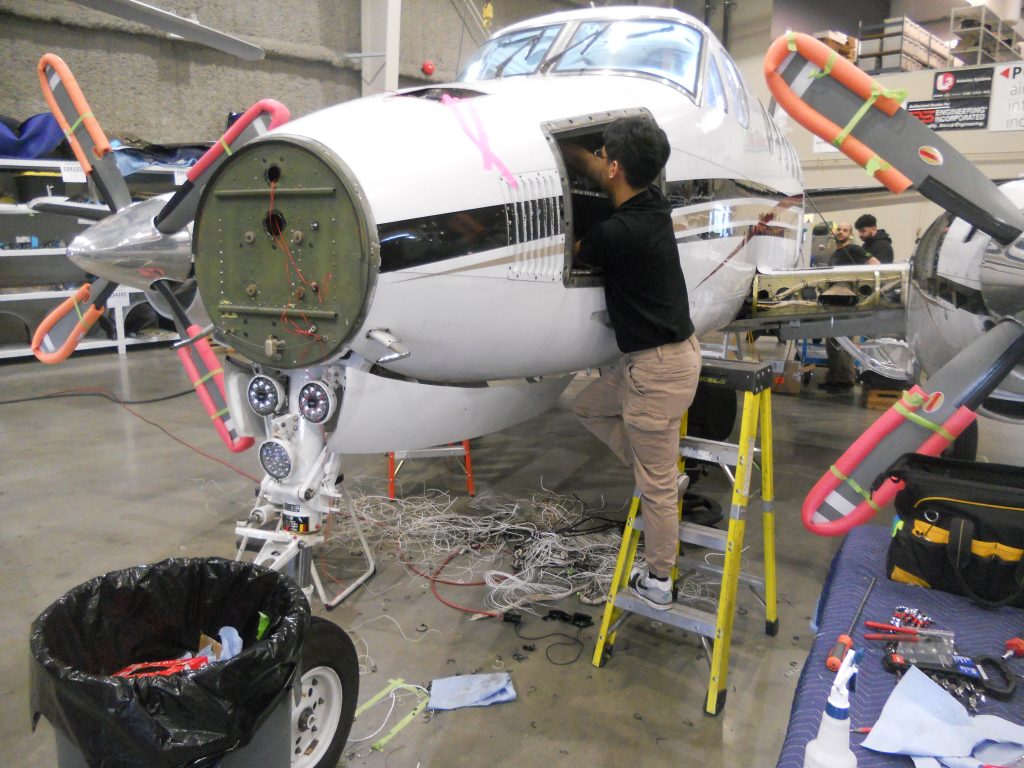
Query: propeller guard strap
31 283 106 364
176 325 254 453
189 99 291 183
37 53 112 172
764 32 912 194
802 385 977 536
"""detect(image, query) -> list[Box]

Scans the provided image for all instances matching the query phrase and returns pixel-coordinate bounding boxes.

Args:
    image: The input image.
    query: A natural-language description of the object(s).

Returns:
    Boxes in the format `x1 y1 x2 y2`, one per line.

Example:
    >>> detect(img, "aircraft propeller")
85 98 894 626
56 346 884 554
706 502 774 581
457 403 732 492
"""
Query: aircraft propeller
30 53 289 452
765 33 1024 534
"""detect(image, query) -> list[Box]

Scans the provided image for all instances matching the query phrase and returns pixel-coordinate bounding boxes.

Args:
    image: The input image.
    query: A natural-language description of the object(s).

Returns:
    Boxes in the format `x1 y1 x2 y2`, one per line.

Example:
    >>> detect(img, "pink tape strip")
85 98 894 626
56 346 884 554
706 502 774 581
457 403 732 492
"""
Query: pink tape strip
441 94 517 188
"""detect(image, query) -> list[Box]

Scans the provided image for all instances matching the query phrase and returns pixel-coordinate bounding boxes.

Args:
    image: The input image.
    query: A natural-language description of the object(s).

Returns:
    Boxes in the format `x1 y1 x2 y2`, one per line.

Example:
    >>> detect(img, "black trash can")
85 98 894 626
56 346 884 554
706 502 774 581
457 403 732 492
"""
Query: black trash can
30 557 310 768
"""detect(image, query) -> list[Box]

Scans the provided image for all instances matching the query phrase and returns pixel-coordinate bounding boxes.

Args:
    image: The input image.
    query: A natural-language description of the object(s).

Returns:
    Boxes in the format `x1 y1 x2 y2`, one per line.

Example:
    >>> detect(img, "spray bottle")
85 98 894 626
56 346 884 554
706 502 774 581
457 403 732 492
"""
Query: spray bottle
803 648 860 768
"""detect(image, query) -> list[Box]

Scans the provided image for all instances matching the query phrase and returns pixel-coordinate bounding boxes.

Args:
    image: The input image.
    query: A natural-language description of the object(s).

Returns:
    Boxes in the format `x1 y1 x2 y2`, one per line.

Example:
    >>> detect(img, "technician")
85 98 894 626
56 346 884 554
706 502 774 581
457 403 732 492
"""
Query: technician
562 116 701 612
822 223 878 392
855 213 894 264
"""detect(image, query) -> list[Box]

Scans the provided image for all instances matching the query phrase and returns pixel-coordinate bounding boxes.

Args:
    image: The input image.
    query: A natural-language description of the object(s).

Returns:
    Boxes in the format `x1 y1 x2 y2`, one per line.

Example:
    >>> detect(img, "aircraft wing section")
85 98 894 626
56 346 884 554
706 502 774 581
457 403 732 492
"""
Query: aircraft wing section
766 33 1024 245
727 263 908 340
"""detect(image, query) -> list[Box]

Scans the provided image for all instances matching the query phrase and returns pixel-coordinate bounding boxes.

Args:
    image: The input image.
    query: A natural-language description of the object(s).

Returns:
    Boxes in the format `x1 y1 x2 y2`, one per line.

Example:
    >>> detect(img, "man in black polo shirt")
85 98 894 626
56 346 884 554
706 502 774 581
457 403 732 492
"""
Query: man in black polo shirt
563 117 701 611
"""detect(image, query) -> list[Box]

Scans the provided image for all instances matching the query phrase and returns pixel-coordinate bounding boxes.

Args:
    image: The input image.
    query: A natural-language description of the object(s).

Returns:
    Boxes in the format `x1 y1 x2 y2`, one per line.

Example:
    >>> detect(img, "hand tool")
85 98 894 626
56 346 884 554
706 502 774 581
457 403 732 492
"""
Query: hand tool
1001 635 1024 661
826 577 875 672
863 621 949 642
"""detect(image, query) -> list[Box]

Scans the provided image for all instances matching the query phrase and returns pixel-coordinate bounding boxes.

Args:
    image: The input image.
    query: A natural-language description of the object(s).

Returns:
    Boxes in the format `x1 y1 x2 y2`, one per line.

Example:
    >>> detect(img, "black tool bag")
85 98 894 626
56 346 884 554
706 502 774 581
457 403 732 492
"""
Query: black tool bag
882 454 1024 608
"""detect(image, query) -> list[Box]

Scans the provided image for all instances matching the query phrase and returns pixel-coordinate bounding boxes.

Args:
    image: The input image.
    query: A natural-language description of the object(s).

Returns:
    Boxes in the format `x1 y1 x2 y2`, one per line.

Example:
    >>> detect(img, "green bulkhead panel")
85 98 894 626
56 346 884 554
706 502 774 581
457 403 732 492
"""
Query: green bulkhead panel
193 137 376 369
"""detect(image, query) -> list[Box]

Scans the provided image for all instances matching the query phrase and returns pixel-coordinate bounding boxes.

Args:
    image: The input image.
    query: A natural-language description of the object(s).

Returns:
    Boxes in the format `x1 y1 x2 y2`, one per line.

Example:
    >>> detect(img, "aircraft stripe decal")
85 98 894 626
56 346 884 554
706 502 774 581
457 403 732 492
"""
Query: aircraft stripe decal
378 179 797 273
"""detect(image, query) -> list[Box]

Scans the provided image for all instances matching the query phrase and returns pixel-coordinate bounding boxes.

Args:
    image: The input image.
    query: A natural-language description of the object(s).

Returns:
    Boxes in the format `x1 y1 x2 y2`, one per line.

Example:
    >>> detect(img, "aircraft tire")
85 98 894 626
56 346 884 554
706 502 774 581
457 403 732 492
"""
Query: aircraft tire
291 617 359 768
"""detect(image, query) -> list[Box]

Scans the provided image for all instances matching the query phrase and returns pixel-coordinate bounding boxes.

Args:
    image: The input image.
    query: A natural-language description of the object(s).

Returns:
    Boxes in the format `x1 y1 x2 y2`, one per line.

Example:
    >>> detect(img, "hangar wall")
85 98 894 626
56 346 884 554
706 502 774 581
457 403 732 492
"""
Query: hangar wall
0 0 576 143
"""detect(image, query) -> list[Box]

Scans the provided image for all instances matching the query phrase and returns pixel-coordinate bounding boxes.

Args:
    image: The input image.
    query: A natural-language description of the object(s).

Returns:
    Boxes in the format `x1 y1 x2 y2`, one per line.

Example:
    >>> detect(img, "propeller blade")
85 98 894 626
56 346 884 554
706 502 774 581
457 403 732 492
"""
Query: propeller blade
153 99 290 235
153 281 254 453
802 317 1024 536
31 279 117 363
70 0 265 61
765 33 1024 245
26 195 111 221
37 54 132 213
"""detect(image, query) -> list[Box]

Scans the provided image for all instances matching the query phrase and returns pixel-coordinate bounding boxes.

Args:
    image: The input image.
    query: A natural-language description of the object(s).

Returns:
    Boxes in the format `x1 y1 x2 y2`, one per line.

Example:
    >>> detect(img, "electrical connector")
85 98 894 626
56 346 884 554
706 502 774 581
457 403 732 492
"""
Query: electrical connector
502 611 522 625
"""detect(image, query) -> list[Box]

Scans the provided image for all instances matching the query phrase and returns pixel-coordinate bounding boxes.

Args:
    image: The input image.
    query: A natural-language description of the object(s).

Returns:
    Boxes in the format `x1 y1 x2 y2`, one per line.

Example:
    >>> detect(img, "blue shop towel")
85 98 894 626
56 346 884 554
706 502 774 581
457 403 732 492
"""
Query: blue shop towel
428 672 516 711
863 666 1024 767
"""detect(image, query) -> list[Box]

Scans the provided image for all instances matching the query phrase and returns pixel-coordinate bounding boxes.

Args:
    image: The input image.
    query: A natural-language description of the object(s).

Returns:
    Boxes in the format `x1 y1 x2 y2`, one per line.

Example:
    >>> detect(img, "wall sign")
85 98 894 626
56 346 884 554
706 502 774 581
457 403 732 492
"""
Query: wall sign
907 98 990 130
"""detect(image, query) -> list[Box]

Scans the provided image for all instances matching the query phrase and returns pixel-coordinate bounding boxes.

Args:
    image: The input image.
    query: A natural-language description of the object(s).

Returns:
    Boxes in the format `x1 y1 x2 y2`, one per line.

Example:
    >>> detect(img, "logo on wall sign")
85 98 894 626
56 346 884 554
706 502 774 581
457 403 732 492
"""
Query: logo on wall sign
918 146 943 166
935 72 956 92
1000 66 1024 79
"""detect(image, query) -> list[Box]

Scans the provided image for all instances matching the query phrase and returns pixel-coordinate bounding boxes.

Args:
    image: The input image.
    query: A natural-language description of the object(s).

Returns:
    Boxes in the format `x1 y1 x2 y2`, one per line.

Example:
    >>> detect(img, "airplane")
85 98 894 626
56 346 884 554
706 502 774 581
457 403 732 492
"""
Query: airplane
23 8 1024 764
28 8 808 765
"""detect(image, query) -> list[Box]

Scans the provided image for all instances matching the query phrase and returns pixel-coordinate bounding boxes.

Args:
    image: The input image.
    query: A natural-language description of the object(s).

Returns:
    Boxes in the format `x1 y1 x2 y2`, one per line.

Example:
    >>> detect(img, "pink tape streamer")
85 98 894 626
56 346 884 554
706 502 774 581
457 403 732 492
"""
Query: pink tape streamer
441 94 517 188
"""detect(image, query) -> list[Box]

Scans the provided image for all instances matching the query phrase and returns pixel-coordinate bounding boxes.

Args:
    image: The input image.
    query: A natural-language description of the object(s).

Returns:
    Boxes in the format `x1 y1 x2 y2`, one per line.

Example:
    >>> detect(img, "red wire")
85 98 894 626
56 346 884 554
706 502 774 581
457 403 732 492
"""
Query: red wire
47 387 259 482
398 547 485 586
428 549 499 617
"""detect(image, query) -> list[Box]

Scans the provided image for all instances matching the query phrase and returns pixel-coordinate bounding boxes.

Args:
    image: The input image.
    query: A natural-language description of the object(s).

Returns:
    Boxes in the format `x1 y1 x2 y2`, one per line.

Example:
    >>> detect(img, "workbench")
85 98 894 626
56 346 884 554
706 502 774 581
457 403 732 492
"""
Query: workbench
776 524 1024 767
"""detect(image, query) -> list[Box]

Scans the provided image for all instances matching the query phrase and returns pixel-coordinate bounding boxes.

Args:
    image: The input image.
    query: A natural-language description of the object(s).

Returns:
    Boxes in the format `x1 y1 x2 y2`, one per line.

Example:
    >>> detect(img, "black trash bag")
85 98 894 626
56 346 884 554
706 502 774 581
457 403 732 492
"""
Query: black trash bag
30 558 309 768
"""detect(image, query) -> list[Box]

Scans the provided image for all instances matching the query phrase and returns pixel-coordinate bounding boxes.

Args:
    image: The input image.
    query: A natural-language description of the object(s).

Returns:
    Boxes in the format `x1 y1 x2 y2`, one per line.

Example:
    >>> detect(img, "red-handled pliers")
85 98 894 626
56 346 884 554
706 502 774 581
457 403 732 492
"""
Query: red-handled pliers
863 621 943 641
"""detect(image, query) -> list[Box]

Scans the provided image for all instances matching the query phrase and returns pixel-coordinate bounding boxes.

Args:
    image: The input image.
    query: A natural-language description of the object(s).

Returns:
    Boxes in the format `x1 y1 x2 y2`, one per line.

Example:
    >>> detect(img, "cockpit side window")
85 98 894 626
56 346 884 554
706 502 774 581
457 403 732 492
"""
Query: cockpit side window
459 25 563 80
705 54 727 112
718 50 749 127
549 20 703 96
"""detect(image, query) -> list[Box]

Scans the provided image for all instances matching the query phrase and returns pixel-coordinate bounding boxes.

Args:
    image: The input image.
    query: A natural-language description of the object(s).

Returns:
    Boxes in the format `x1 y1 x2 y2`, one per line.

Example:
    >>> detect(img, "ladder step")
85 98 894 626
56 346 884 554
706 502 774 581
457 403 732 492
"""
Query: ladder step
679 435 759 466
613 593 717 637
697 562 766 592
633 517 728 552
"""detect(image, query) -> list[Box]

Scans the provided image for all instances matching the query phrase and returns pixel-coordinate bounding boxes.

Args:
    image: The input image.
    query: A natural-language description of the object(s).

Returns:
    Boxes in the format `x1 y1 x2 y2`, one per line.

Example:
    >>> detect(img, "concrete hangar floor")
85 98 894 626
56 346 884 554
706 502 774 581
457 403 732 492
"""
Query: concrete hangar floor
4 341 1020 768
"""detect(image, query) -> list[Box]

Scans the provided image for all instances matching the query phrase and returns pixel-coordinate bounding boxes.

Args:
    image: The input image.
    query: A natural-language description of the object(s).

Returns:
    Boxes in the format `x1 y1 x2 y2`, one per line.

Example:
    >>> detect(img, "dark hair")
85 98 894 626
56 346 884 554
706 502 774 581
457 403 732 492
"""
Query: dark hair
602 116 670 188
855 213 877 229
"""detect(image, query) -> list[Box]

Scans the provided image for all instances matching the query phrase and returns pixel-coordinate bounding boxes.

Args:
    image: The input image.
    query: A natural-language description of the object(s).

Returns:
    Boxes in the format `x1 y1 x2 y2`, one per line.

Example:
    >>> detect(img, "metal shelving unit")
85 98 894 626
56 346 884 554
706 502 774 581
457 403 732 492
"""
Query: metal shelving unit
857 16 956 74
950 5 1023 66
0 157 182 359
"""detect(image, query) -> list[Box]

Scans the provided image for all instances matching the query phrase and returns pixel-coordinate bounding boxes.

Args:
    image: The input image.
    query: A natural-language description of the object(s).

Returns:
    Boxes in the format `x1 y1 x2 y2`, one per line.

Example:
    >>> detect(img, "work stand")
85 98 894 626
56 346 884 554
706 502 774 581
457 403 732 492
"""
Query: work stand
592 359 779 716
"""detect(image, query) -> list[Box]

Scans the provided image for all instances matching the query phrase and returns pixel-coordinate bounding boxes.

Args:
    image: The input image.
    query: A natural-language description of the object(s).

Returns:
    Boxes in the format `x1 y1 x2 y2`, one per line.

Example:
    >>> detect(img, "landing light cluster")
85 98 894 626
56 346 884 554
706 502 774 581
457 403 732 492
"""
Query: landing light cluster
248 374 338 480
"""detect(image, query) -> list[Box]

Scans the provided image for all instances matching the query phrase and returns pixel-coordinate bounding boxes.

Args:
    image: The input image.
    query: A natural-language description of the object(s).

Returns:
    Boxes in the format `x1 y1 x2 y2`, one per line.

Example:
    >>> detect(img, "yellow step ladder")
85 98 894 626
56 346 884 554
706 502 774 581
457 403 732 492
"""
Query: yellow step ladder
591 358 778 716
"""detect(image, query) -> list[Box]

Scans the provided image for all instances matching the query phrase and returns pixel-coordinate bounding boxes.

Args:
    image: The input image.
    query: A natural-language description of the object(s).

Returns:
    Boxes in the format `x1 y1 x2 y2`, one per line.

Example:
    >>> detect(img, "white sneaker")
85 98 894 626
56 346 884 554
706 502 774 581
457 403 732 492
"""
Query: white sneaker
677 472 690 495
628 568 672 611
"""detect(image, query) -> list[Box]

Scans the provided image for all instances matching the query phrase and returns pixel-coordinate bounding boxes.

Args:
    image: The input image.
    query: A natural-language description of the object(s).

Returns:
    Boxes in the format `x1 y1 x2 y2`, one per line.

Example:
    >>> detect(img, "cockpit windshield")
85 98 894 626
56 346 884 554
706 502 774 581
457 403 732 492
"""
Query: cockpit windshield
459 25 563 80
458 18 703 95
549 19 702 95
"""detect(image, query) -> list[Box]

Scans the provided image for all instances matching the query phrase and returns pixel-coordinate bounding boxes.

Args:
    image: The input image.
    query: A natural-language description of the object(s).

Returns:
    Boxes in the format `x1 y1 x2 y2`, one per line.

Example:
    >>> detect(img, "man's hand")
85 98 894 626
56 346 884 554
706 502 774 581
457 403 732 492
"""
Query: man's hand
561 142 603 184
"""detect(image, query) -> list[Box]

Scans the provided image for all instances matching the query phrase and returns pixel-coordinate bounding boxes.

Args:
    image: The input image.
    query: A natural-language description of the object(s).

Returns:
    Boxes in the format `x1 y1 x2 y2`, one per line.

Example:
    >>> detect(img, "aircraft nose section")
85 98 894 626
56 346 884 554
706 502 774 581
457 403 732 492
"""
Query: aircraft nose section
193 136 378 369
981 238 1024 318
66 196 193 290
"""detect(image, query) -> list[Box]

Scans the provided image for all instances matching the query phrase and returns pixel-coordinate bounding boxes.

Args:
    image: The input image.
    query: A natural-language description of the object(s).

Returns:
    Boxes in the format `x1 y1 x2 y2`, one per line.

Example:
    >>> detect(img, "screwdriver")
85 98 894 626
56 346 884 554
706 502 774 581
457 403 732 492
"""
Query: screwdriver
826 576 876 672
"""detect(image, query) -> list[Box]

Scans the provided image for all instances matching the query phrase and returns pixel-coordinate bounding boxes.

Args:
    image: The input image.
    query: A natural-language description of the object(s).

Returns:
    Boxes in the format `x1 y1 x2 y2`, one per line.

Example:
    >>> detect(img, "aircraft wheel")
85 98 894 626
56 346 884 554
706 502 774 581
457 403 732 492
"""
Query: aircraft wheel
291 618 359 768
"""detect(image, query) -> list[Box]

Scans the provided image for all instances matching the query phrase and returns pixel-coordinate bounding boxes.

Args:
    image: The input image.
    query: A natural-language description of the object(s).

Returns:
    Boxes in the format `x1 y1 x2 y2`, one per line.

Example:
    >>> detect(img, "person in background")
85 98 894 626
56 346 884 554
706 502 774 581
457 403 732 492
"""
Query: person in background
855 213 894 264
562 116 701 611
821 223 879 392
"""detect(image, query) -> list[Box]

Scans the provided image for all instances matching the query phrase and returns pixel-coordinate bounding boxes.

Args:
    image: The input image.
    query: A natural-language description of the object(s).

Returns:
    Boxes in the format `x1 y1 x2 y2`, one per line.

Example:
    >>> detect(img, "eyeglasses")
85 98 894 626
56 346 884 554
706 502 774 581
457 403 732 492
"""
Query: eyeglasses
593 148 607 160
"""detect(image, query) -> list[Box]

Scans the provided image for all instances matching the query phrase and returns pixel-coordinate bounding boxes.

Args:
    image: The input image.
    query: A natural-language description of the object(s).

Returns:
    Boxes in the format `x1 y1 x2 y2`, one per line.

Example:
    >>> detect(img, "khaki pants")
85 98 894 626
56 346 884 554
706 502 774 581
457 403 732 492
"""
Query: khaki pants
573 334 701 577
